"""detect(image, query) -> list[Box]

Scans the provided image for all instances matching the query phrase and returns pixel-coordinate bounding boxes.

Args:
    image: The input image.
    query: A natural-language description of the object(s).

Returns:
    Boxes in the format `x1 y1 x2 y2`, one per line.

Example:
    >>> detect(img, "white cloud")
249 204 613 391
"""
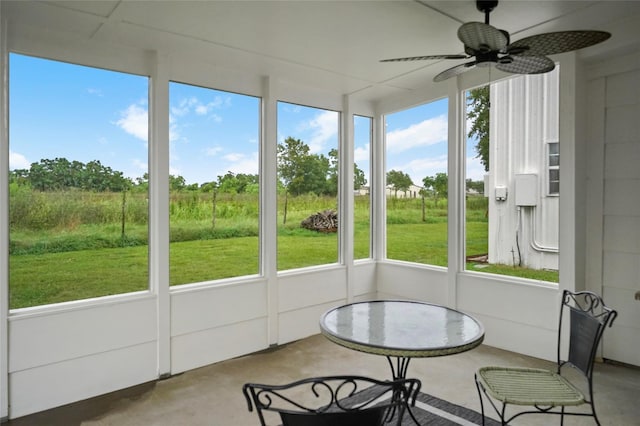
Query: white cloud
224 152 259 175
387 115 447 153
354 144 369 163
116 103 148 141
172 97 198 117
397 155 448 184
87 88 103 97
132 158 147 173
170 165 181 177
466 155 487 181
223 153 244 162
205 146 224 157
10 151 30 170
307 110 339 153
195 104 209 115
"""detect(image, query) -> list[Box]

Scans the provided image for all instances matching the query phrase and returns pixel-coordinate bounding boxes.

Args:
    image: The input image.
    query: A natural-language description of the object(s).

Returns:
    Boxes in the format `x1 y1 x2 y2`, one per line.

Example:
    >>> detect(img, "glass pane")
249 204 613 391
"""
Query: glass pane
9 53 149 309
385 99 448 266
277 102 339 270
354 115 371 260
465 71 559 283
168 82 260 285
465 85 490 269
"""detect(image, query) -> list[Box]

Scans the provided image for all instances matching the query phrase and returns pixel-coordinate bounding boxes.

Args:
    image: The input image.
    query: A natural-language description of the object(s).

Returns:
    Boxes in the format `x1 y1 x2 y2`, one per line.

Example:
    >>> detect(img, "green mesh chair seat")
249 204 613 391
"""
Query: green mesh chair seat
476 366 585 406
474 290 617 425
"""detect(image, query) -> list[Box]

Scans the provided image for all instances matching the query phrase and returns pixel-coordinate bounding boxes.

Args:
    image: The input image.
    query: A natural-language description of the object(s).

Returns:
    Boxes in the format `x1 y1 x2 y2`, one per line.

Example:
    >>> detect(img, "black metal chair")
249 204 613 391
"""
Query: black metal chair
243 375 421 426
475 289 617 425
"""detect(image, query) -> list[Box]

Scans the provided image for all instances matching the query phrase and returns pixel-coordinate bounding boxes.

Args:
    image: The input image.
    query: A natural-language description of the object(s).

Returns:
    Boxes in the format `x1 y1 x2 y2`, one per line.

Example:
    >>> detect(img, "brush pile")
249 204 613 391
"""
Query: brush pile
301 210 338 233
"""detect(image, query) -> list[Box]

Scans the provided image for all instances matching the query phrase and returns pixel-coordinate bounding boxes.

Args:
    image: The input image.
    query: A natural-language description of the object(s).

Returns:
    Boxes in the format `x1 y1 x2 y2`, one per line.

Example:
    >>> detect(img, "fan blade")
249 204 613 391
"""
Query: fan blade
509 30 610 57
433 61 477 82
495 55 555 75
380 54 467 62
458 22 508 53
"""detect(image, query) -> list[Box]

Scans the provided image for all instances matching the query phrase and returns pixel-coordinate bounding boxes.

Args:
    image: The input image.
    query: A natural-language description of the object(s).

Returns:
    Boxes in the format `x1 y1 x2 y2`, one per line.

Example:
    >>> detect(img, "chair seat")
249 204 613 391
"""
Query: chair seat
477 366 585 407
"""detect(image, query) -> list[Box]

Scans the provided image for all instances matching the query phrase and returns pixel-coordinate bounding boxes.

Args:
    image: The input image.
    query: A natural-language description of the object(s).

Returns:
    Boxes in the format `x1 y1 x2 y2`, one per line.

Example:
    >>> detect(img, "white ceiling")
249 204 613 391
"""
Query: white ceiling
3 1 640 103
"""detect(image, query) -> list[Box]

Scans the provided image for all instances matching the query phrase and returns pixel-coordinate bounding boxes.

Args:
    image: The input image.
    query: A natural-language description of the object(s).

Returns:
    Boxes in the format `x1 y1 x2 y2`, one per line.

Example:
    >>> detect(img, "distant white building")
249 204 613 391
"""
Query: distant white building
385 184 423 198
485 68 559 271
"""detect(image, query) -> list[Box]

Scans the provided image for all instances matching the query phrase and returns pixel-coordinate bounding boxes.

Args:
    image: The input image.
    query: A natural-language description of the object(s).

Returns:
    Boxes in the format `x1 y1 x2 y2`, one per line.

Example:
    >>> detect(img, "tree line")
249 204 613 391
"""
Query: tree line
7 137 366 196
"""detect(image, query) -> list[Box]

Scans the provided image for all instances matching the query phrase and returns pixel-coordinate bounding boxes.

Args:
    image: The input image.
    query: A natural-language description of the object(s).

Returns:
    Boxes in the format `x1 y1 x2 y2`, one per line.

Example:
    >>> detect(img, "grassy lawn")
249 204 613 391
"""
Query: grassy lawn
8 193 558 309
10 246 149 308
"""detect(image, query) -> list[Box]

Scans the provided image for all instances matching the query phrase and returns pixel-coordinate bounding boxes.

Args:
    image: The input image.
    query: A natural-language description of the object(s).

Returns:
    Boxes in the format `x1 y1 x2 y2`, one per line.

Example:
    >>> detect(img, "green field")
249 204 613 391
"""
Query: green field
8 190 558 309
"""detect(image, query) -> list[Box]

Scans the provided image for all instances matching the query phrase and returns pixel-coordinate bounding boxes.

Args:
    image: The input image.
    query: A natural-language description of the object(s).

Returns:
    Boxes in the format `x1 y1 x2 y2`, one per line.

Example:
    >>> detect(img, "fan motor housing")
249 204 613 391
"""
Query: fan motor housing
477 1 499 14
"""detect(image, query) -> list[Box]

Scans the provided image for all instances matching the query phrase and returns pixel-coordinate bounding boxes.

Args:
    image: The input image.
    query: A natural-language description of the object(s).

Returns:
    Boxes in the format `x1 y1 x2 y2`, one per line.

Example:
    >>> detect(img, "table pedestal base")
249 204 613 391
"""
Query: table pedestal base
387 356 422 425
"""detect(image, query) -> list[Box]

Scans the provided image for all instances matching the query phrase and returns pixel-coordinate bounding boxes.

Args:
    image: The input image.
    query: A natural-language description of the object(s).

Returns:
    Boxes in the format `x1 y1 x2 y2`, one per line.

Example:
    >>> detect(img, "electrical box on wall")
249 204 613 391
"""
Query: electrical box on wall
515 174 538 206
495 185 508 201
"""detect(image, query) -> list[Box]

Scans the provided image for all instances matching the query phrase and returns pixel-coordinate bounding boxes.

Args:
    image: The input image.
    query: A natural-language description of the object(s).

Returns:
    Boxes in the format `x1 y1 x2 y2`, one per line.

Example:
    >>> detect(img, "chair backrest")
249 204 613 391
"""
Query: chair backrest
242 375 421 426
557 290 617 378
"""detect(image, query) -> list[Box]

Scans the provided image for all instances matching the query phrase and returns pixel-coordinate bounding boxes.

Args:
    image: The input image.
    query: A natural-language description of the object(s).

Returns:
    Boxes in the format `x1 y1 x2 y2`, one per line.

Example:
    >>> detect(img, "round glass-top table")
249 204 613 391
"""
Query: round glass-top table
320 300 484 377
320 300 485 424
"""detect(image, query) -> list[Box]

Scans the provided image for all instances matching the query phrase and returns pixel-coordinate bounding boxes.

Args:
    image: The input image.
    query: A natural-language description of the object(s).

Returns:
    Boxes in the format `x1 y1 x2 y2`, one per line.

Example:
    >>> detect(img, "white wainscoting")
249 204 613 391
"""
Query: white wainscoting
8 296 158 418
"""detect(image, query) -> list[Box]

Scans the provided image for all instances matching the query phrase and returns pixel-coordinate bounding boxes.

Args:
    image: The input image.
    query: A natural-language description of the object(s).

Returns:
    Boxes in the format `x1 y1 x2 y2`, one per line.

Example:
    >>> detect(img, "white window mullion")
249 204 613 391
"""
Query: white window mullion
149 51 171 378
340 96 355 301
0 15 10 422
447 79 466 309
261 76 279 345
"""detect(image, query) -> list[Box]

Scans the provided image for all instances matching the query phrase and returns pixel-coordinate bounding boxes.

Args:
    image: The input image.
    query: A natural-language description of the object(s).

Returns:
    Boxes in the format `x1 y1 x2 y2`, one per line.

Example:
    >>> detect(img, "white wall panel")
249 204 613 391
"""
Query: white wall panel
278 301 337 345
278 267 347 312
604 180 640 216
603 251 640 290
376 262 447 304
352 261 376 296
171 318 268 374
605 142 640 179
605 104 640 144
605 70 640 107
457 274 558 331
9 297 157 372
604 324 640 367
603 215 640 253
472 313 556 361
9 342 156 418
602 286 640 366
170 280 267 336
592 60 640 366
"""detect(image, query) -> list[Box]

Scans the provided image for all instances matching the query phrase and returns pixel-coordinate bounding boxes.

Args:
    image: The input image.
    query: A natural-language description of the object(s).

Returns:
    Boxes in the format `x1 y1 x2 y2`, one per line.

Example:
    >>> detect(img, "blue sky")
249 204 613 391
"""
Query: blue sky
9 53 484 187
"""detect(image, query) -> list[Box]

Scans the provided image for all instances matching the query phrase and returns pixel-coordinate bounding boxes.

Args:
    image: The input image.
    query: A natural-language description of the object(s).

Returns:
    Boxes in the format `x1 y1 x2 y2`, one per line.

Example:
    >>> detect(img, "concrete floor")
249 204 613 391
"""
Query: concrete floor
7 334 640 426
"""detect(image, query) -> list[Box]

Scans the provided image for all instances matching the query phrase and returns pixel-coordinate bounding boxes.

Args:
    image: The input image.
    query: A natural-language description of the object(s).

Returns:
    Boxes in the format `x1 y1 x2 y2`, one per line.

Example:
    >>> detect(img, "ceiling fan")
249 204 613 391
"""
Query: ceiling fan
381 0 611 82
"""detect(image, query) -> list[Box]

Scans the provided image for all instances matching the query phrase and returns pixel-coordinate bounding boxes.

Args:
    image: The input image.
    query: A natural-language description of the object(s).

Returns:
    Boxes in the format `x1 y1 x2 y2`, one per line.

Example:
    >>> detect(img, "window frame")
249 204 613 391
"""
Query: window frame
547 141 560 196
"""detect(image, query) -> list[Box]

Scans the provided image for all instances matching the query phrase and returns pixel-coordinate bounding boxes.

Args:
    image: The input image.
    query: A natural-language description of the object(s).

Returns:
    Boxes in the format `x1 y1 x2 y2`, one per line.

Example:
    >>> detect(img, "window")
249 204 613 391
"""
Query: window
465 70 559 282
168 82 260 285
354 115 372 260
277 102 339 270
548 142 560 195
9 53 149 309
384 99 448 266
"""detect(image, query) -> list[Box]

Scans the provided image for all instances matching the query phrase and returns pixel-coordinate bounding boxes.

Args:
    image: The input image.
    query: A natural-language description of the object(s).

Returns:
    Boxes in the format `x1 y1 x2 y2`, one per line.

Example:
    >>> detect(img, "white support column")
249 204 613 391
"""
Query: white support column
148 51 171 378
262 76 279 345
341 95 355 301
558 53 579 294
0 16 9 423
447 78 466 309
371 112 386 262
